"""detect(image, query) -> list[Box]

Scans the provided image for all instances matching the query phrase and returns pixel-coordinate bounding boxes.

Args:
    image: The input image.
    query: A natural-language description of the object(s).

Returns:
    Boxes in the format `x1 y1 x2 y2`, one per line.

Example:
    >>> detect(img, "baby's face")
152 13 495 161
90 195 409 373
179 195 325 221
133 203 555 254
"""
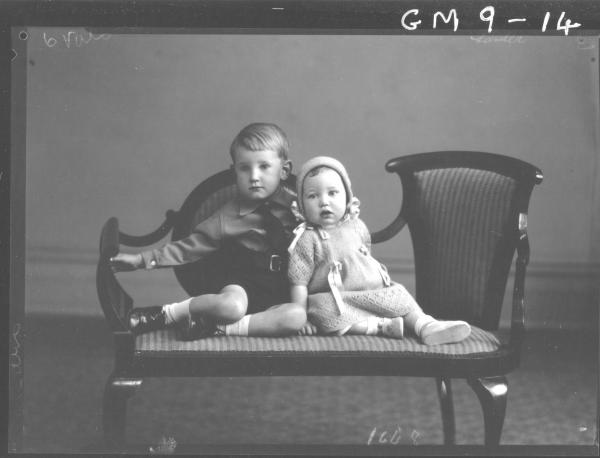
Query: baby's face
302 168 347 229
233 147 288 202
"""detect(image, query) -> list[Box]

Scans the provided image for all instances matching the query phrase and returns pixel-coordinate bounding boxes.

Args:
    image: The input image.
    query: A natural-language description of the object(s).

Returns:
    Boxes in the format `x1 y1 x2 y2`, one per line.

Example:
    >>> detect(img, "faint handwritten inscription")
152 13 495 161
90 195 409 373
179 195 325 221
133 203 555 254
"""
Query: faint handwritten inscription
367 426 421 445
10 323 22 375
43 30 111 49
577 38 596 50
470 35 526 45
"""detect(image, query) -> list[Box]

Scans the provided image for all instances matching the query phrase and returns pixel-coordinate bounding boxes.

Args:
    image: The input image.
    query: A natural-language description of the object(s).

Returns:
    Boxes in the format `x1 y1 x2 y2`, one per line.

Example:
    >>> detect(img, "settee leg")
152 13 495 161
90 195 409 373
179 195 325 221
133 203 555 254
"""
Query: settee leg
103 375 143 450
436 377 456 445
467 376 508 446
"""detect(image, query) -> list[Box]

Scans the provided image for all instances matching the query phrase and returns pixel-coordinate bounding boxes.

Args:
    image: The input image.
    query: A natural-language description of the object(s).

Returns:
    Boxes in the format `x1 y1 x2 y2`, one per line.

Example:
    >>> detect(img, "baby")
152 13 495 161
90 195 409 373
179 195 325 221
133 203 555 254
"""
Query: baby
287 156 471 344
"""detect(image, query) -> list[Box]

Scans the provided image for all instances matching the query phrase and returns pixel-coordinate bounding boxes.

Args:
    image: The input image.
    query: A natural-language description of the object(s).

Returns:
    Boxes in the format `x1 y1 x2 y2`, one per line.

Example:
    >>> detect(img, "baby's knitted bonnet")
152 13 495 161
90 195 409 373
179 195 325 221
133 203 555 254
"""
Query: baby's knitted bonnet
295 156 354 216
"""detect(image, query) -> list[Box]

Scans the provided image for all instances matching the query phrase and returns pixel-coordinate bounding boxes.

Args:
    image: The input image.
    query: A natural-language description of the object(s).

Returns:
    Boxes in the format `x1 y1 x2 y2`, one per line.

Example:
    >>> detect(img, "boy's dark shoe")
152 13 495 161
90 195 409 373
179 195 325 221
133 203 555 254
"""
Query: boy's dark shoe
128 305 166 334
176 315 224 341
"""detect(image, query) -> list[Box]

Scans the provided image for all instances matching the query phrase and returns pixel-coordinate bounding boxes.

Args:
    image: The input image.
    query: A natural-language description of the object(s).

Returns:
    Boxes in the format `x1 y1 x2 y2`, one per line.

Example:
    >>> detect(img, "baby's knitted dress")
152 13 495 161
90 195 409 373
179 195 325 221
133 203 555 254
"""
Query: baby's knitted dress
288 216 421 334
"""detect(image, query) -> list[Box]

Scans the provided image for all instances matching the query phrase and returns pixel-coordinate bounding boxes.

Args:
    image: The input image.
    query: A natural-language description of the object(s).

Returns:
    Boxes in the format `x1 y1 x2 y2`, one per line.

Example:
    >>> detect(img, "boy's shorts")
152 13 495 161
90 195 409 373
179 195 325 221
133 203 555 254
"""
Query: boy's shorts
226 268 290 314
216 243 291 314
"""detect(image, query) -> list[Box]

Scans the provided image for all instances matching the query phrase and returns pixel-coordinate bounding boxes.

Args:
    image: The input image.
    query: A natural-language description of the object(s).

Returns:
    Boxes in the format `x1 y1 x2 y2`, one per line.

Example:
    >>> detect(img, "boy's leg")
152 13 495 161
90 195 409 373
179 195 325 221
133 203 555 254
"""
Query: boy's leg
249 302 307 336
217 302 307 337
188 284 248 324
128 284 247 335
178 284 249 340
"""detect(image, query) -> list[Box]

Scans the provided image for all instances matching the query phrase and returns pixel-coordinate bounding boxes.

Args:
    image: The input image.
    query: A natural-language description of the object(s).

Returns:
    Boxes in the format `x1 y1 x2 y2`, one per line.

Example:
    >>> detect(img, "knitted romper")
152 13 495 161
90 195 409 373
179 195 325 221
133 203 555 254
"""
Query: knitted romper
288 215 422 334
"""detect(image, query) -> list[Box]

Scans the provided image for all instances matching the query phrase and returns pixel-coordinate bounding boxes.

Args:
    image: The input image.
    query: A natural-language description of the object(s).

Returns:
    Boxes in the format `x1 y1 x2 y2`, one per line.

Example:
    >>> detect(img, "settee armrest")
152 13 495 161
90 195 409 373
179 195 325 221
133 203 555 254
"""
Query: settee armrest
369 159 408 244
508 213 531 356
118 210 179 247
96 217 133 332
370 212 407 245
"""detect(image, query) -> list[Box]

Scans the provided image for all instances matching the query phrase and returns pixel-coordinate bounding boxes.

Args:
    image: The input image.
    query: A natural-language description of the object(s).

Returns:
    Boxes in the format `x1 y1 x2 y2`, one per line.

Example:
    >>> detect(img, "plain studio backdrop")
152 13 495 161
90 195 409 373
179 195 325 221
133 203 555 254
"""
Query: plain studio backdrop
24 32 599 328
16 30 599 452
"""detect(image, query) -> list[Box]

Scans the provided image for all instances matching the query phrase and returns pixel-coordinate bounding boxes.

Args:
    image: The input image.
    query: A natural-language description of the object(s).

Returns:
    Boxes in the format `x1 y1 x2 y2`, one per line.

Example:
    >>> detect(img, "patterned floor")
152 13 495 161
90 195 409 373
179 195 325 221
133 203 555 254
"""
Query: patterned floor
20 314 597 453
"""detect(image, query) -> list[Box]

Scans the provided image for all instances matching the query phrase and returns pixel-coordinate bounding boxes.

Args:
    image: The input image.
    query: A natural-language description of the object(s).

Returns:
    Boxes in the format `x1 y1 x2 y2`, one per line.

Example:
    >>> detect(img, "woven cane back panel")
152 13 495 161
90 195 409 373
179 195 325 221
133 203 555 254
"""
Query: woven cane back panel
409 167 517 327
191 184 237 229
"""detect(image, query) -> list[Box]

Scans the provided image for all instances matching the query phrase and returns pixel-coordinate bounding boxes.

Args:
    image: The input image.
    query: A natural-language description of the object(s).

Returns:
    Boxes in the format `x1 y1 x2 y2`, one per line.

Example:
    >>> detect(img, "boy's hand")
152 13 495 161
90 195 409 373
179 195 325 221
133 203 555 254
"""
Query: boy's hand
109 253 144 272
298 321 318 336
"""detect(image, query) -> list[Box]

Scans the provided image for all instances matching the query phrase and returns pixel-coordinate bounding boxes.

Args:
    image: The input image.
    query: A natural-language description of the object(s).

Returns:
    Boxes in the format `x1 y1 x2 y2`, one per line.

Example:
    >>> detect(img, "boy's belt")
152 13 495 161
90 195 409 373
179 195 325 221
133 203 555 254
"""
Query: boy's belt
226 245 288 273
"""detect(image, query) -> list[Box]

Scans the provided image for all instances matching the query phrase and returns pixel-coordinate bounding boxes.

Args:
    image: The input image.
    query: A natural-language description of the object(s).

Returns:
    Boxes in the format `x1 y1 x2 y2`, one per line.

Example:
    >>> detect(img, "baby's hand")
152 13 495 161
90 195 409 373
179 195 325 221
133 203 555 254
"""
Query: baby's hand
109 253 144 272
297 321 318 336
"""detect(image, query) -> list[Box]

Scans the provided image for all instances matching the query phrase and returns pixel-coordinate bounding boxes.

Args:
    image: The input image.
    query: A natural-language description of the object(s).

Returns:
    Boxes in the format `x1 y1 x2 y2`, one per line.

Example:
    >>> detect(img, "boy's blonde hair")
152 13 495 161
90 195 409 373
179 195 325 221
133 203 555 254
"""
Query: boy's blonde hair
230 123 290 162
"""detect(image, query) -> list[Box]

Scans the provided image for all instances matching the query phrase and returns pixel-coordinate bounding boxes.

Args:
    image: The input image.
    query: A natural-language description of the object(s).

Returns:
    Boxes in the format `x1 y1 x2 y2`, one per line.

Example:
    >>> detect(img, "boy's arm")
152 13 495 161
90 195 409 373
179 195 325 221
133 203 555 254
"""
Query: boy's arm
140 213 222 268
110 213 223 272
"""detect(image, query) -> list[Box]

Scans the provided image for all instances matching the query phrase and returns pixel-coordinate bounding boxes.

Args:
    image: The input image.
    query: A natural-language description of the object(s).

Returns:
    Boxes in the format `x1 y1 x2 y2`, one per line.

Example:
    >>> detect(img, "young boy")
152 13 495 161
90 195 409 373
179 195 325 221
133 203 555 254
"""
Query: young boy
110 123 310 340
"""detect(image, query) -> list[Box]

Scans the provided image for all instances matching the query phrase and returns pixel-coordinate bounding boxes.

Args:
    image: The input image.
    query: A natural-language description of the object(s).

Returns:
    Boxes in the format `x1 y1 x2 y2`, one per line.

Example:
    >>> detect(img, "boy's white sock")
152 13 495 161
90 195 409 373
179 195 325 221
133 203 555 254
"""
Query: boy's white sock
162 299 192 325
216 315 251 336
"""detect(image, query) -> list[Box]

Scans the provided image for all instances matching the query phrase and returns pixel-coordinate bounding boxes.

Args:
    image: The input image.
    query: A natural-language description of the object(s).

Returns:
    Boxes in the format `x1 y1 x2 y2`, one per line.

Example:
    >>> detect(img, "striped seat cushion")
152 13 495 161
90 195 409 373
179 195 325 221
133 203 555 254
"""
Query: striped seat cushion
135 325 504 357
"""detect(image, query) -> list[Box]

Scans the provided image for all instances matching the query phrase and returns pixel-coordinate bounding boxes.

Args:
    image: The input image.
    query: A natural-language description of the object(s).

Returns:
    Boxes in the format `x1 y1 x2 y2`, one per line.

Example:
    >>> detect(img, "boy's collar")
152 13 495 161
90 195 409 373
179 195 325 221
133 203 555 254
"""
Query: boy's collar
237 185 295 216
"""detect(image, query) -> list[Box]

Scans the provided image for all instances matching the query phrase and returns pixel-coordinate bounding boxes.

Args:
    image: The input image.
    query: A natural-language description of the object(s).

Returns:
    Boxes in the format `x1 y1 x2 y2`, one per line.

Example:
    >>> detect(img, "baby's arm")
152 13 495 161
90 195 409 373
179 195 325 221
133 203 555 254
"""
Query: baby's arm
291 284 317 335
288 231 319 336
356 217 372 250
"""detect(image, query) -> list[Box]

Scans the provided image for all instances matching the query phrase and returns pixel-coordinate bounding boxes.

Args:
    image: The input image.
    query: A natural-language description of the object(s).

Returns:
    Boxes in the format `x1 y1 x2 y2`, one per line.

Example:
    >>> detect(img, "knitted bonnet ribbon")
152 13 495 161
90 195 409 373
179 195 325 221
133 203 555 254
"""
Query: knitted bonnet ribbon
327 261 345 315
287 200 330 253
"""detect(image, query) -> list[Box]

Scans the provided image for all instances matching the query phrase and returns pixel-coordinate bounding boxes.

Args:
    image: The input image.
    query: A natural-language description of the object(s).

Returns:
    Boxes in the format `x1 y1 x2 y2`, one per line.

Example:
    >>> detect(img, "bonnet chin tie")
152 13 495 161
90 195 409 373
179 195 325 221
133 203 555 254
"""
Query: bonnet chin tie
378 262 392 287
288 223 330 253
287 223 307 254
327 261 345 315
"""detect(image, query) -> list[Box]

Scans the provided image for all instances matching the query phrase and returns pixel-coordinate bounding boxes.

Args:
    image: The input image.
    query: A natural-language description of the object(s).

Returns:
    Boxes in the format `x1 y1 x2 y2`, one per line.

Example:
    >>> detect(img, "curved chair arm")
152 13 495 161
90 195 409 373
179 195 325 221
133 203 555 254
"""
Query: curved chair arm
96 217 134 332
370 160 408 244
508 213 530 354
118 210 179 247
370 212 408 245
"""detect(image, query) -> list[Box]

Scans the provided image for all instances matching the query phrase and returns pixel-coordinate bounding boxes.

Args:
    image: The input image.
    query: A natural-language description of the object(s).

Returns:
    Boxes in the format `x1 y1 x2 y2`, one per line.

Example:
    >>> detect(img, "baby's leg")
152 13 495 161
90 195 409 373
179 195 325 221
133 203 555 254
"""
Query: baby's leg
339 284 471 345
344 316 404 339
401 300 471 345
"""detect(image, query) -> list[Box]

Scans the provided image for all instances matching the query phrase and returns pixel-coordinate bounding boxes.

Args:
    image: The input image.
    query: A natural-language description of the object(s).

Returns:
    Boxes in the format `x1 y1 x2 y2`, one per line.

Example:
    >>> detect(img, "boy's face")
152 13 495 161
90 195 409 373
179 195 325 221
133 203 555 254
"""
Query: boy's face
232 147 290 202
302 168 347 229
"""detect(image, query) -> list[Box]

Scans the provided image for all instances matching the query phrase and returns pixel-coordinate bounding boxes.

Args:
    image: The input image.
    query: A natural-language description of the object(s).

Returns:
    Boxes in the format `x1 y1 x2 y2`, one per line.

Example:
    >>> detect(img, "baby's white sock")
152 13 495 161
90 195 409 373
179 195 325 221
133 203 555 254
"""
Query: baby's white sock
216 315 251 336
381 317 404 338
414 314 471 345
162 299 192 325
364 317 404 339
365 317 380 335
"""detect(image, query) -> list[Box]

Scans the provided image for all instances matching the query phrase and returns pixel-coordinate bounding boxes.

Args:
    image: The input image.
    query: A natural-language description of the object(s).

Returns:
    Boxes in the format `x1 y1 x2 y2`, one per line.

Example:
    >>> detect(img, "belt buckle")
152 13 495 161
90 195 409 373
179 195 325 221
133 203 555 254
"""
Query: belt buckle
269 254 282 272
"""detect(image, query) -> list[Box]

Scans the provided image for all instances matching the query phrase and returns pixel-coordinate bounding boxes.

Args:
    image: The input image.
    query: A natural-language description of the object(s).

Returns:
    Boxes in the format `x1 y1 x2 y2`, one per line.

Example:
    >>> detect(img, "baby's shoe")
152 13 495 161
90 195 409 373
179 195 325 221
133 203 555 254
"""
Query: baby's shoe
415 315 471 345
128 305 167 334
380 317 404 339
